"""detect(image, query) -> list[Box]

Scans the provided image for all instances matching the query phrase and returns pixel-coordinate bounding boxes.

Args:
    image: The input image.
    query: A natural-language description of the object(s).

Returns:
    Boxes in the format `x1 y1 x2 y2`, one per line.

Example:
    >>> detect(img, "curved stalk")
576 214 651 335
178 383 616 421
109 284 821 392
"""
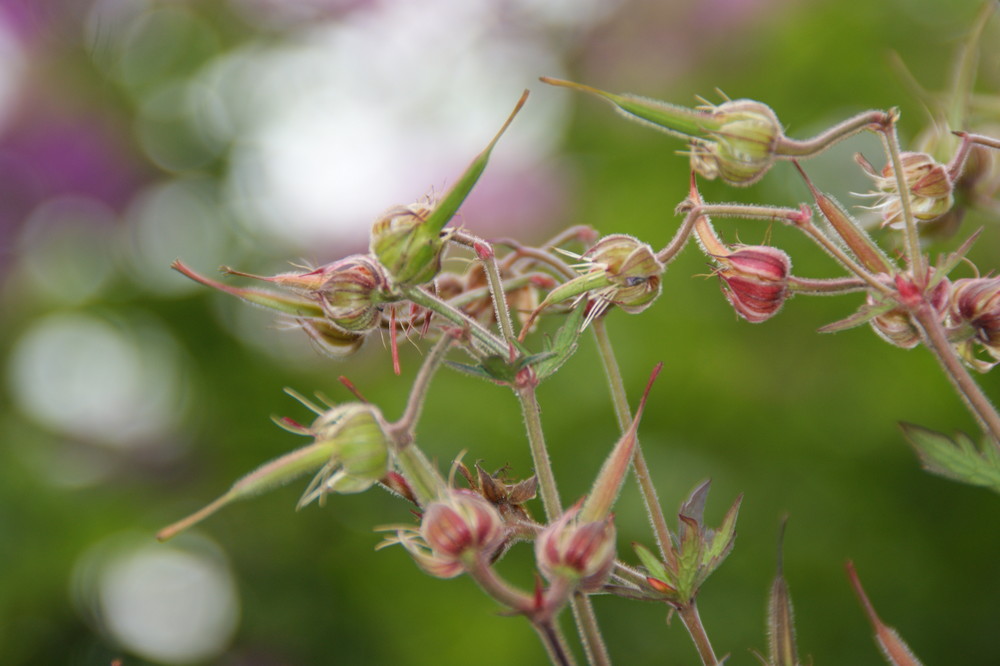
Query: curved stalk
775 110 890 157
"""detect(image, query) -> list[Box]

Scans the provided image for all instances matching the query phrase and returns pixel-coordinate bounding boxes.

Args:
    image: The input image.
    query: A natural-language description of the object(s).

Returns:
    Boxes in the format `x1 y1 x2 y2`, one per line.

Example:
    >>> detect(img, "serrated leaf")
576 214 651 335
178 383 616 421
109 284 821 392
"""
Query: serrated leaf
534 304 586 380
633 542 675 593
703 493 742 569
443 359 505 382
900 422 1000 492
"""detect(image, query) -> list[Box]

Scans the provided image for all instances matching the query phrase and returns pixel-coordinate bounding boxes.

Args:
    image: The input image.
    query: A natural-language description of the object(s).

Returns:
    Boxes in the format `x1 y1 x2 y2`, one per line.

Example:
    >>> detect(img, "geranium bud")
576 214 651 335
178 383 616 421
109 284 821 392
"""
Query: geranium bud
690 100 783 186
370 201 449 287
949 277 1000 368
229 255 390 333
860 151 954 228
300 403 392 504
715 245 791 323
523 235 663 333
535 506 616 592
868 275 950 349
421 489 506 562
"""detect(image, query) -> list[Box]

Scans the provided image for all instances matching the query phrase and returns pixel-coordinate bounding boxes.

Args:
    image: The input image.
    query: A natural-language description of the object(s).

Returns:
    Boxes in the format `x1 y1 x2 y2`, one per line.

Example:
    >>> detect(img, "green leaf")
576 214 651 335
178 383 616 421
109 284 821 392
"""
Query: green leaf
534 305 586 380
444 359 508 383
703 493 742 570
633 542 671 586
900 422 1000 492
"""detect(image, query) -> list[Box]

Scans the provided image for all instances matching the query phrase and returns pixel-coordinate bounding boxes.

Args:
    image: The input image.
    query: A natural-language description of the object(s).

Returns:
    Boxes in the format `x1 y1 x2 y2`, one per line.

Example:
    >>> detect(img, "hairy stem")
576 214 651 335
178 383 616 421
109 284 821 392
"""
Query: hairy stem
911 302 1000 448
403 285 510 357
592 320 675 566
879 118 927 281
678 602 720 666
776 110 890 158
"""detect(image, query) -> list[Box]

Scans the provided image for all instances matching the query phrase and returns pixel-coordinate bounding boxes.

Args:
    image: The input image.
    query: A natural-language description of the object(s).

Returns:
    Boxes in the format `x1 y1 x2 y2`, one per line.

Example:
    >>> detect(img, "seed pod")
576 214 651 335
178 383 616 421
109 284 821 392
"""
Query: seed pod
370 202 449 287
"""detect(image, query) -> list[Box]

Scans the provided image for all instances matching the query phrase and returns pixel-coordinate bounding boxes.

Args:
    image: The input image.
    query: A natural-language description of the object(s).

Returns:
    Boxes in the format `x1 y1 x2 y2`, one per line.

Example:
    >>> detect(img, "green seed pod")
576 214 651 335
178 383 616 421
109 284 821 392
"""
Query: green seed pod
690 100 783 186
370 202 449 287
306 403 392 499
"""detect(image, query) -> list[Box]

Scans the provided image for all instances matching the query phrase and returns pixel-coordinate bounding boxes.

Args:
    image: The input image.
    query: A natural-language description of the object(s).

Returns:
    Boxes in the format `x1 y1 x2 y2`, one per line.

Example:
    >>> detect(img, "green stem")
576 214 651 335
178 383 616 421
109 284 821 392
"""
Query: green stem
678 602 720 666
591 320 675 567
879 118 927 281
403 286 510 357
516 384 610 665
388 336 454 504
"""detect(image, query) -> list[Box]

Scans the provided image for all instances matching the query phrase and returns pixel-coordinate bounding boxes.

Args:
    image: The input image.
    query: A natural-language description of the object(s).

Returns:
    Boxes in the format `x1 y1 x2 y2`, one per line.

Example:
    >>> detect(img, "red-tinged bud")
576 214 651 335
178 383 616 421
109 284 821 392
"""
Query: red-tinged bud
949 277 1000 369
690 100 783 186
535 506 616 592
228 254 390 333
421 489 506 562
860 152 954 229
714 245 791 323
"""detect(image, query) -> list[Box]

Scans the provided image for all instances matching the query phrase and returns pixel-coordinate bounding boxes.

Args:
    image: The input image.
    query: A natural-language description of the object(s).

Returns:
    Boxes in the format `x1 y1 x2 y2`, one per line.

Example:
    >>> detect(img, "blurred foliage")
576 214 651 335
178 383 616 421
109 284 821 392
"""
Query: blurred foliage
2 0 1000 664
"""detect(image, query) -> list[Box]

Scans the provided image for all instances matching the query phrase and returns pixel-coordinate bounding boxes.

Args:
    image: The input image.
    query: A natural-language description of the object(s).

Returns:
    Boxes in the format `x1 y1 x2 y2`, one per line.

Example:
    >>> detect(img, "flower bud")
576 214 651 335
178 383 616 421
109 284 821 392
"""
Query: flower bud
868 274 949 349
535 507 616 592
230 255 390 333
861 152 954 228
300 403 392 503
714 245 791 323
577 234 663 323
421 489 506 562
370 201 450 287
690 100 783 186
949 277 1000 368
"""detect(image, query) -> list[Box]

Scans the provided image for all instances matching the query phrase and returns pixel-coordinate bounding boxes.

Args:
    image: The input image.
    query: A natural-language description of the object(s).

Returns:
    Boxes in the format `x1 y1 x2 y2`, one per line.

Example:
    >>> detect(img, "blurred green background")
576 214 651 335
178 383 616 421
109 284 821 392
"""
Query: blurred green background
2 0 999 664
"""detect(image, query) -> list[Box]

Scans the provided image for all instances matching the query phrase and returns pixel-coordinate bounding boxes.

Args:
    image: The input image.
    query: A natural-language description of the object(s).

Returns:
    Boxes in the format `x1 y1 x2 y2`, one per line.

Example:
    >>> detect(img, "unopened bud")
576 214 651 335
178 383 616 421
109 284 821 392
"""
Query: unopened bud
868 274 949 349
228 255 390 333
579 234 664 321
715 245 791 323
949 277 1000 368
300 403 392 504
536 507 616 592
421 489 506 562
861 152 954 228
370 201 450 287
690 100 783 186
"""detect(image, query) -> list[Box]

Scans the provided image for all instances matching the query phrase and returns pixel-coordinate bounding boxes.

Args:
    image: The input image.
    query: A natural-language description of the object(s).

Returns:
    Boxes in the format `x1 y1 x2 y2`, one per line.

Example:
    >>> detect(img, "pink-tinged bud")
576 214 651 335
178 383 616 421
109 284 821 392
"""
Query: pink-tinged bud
227 254 390 333
714 245 791 323
690 100 783 186
421 489 506 562
535 506 616 592
949 277 1000 368
868 275 950 349
860 152 954 229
